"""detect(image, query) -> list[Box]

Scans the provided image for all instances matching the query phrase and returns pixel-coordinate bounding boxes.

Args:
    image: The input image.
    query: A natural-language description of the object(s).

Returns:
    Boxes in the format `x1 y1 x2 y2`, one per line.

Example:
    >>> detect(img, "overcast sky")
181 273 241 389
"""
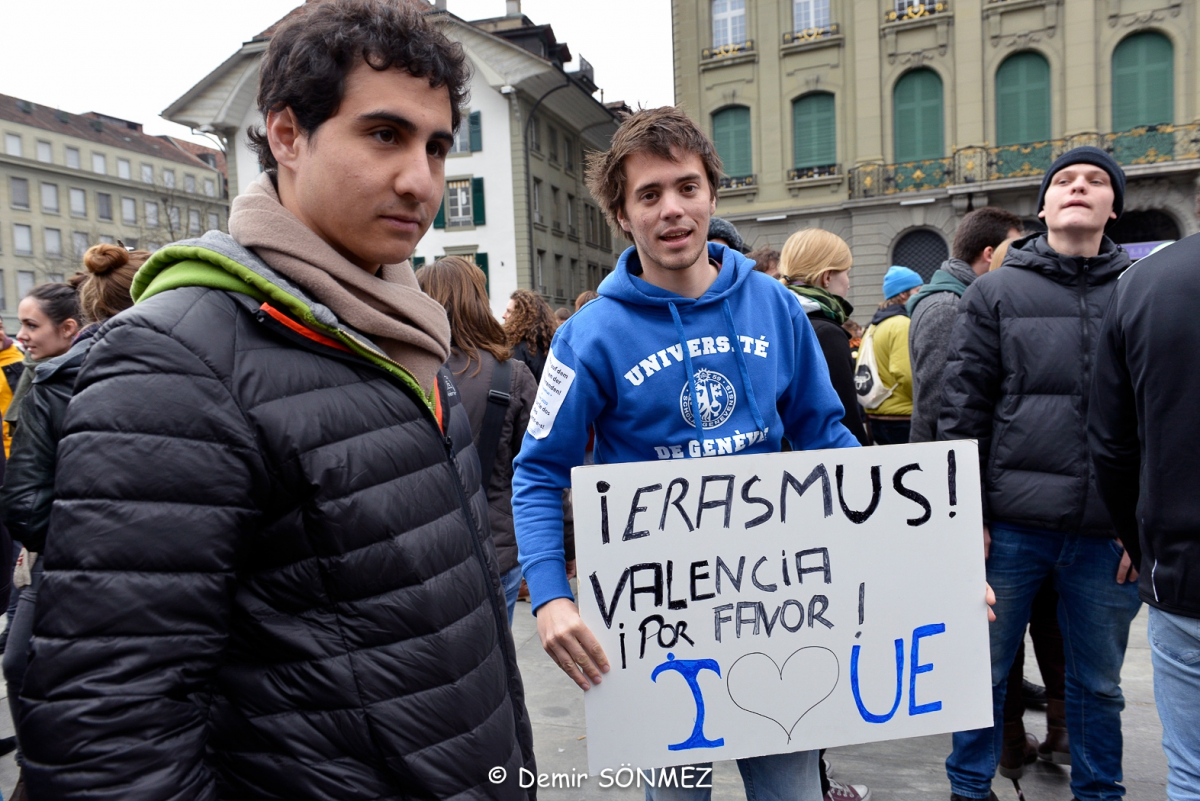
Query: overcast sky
1 0 673 147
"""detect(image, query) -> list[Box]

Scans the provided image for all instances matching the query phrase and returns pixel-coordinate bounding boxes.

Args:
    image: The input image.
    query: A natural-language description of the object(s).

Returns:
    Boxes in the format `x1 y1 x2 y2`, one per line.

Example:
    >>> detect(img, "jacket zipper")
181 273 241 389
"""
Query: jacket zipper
1077 260 1093 532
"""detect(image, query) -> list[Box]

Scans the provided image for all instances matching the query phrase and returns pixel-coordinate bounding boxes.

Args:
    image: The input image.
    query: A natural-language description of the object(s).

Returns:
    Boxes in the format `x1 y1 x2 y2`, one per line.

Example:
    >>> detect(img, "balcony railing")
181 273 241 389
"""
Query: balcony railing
788 164 840 181
719 174 757 190
849 158 952 198
702 40 755 60
849 124 1200 199
783 23 839 44
886 1 948 22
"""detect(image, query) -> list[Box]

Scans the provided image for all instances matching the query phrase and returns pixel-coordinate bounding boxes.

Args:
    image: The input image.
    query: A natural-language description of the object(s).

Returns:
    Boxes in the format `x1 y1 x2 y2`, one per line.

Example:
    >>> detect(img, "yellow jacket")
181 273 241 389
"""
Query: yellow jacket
866 311 913 417
0 342 25 457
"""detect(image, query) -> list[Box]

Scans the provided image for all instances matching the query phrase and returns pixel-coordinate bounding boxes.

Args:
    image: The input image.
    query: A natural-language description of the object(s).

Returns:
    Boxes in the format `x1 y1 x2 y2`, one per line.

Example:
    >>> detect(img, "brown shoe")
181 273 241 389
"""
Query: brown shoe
999 731 1038 779
1038 698 1071 765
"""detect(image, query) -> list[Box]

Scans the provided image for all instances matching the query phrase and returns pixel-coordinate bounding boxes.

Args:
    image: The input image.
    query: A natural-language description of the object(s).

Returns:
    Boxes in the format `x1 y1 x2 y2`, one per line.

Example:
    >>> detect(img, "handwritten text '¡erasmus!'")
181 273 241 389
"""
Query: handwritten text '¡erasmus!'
595 451 962 544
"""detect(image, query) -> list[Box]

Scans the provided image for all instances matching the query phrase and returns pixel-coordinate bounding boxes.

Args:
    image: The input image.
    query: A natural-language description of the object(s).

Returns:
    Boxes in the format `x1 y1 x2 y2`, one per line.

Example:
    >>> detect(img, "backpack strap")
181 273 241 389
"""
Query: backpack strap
476 358 512 492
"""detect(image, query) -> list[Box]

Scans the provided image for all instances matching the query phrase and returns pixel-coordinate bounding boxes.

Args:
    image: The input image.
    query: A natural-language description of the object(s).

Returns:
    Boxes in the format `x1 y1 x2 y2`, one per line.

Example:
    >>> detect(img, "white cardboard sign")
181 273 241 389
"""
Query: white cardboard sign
572 441 992 773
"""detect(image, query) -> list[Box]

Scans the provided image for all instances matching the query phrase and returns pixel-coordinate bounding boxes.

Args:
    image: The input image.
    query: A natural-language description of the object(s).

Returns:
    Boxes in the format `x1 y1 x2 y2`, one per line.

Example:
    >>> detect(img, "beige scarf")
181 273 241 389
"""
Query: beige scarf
228 174 450 395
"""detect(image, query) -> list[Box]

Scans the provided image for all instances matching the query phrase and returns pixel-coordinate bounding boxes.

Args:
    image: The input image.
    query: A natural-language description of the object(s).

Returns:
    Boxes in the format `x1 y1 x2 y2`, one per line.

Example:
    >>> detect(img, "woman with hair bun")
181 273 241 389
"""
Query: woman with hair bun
0 243 146 793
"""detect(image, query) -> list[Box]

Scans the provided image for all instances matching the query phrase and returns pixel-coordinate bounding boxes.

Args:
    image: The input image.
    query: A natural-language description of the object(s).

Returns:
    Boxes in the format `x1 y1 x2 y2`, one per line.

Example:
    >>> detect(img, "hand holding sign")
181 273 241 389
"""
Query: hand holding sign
537 597 610 690
571 441 992 773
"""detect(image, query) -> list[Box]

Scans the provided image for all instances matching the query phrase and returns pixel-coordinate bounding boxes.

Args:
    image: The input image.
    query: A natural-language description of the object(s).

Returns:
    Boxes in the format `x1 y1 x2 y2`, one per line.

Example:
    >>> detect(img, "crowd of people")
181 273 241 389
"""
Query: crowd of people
0 2 1192 800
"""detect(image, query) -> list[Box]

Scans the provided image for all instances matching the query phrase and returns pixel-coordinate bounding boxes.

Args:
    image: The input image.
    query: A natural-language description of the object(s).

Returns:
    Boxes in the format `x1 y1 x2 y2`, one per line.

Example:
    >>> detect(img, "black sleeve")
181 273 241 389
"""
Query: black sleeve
814 322 869 446
21 314 263 801
937 285 1002 518
0 382 68 552
1088 291 1142 567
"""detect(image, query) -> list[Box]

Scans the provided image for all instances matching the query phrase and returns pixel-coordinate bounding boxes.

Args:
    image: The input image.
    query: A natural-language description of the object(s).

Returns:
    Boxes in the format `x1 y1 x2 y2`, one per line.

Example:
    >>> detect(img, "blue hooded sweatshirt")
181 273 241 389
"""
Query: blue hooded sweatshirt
511 243 859 611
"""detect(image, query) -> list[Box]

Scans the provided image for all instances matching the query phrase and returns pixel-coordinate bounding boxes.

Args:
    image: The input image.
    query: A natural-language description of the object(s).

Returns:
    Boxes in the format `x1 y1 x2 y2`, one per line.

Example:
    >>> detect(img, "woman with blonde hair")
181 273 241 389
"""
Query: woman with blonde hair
417 257 537 623
779 228 869 446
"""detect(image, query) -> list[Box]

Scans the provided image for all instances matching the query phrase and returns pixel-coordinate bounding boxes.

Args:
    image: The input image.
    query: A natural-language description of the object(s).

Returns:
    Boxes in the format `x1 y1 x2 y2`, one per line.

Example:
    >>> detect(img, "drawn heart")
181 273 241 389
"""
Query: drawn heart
725 647 840 741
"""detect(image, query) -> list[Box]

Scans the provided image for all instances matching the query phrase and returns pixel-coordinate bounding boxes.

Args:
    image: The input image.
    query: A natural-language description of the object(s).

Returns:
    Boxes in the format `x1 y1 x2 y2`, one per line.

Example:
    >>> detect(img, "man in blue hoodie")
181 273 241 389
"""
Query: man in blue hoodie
512 107 861 800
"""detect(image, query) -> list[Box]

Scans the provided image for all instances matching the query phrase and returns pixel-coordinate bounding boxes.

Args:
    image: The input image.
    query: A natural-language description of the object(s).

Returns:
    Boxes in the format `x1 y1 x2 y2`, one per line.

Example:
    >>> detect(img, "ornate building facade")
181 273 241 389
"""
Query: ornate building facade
674 0 1200 317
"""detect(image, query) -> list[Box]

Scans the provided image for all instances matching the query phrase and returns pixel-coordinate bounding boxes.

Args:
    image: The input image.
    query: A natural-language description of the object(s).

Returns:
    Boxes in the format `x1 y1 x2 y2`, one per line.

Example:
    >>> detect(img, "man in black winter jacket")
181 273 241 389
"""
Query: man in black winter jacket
939 147 1142 801
20 3 534 799
1089 234 1200 800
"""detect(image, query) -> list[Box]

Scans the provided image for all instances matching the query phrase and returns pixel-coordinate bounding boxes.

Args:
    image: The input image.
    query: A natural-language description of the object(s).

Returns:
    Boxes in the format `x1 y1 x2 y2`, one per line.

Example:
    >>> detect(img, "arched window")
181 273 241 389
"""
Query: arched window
995 52 1051 146
713 106 752 178
892 229 948 282
893 70 943 163
793 93 836 170
712 0 746 48
1112 32 1174 130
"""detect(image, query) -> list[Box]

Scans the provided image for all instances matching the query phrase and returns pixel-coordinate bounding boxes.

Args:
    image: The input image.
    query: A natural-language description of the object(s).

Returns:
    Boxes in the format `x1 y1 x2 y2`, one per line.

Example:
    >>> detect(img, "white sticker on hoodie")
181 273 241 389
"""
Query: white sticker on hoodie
528 348 576 440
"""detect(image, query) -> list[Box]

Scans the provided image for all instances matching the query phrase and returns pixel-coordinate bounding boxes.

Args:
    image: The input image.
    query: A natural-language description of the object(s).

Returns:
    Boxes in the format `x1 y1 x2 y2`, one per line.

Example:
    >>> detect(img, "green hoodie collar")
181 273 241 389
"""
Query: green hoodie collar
132 239 434 410
906 267 969 315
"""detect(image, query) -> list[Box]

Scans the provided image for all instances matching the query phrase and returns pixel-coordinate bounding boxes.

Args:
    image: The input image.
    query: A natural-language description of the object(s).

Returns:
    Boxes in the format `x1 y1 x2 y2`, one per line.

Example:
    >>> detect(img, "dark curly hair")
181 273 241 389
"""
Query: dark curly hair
248 0 470 172
505 289 557 357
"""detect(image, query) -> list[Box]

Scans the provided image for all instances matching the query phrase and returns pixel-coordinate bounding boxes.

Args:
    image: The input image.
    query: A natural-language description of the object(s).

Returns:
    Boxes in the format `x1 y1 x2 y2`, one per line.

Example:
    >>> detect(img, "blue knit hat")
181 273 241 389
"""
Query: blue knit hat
883 265 922 299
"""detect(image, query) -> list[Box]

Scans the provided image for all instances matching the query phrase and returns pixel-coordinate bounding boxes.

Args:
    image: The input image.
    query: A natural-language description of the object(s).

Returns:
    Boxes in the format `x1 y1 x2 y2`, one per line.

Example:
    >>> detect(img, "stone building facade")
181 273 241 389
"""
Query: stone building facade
674 0 1200 319
0 94 227 328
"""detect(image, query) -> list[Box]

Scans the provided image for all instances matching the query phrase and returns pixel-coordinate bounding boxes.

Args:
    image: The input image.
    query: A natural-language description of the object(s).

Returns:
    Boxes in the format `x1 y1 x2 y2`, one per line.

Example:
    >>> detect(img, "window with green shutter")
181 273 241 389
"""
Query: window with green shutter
995 52 1051 146
893 69 944 163
712 106 752 178
793 93 836 169
1112 32 1174 131
471 177 485 226
468 111 482 152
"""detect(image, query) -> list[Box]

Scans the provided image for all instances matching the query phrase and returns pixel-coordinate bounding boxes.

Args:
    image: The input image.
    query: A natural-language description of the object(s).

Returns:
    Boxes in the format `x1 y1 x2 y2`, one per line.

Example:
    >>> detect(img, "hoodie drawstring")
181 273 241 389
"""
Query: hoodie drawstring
668 299 768 450
668 301 708 445
722 300 768 435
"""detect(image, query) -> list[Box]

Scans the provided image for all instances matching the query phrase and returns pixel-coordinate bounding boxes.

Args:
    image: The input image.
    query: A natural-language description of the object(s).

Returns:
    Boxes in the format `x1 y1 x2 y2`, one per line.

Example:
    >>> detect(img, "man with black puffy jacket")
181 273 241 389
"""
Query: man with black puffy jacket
1089 234 1200 801
938 147 1142 801
20 3 534 799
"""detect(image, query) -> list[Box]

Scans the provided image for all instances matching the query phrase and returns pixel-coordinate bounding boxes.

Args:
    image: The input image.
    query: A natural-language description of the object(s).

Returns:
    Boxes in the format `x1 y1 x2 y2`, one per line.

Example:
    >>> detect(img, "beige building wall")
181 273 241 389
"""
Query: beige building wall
1 107 227 328
674 0 1200 320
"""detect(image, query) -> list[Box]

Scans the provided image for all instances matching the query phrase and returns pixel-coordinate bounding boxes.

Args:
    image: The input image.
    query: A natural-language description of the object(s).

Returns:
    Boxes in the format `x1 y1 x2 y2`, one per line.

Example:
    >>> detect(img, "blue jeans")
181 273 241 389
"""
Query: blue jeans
1149 606 1200 800
501 565 523 626
645 750 821 801
946 523 1141 800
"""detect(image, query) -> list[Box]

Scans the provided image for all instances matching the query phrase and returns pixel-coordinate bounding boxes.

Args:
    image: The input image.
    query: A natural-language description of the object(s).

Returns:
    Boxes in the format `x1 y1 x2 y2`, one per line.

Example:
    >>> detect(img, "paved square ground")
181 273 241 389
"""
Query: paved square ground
0 606 1165 800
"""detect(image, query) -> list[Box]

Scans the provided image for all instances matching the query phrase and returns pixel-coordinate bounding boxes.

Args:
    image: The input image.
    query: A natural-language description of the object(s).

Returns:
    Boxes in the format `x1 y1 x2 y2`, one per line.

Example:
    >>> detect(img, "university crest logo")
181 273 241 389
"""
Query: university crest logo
680 369 737 430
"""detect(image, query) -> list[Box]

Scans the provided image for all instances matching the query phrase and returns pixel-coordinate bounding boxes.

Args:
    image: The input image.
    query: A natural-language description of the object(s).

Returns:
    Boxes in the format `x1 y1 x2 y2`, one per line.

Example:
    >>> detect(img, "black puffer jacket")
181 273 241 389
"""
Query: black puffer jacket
938 233 1129 534
22 234 535 800
1089 234 1200 617
448 351 537 574
0 328 95 552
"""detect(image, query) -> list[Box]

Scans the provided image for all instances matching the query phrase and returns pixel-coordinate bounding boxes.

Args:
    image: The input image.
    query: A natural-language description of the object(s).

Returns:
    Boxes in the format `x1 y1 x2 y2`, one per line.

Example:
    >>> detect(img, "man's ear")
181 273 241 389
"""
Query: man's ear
616 206 632 235
1037 208 1046 220
981 245 995 265
1110 210 1118 221
266 107 305 170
